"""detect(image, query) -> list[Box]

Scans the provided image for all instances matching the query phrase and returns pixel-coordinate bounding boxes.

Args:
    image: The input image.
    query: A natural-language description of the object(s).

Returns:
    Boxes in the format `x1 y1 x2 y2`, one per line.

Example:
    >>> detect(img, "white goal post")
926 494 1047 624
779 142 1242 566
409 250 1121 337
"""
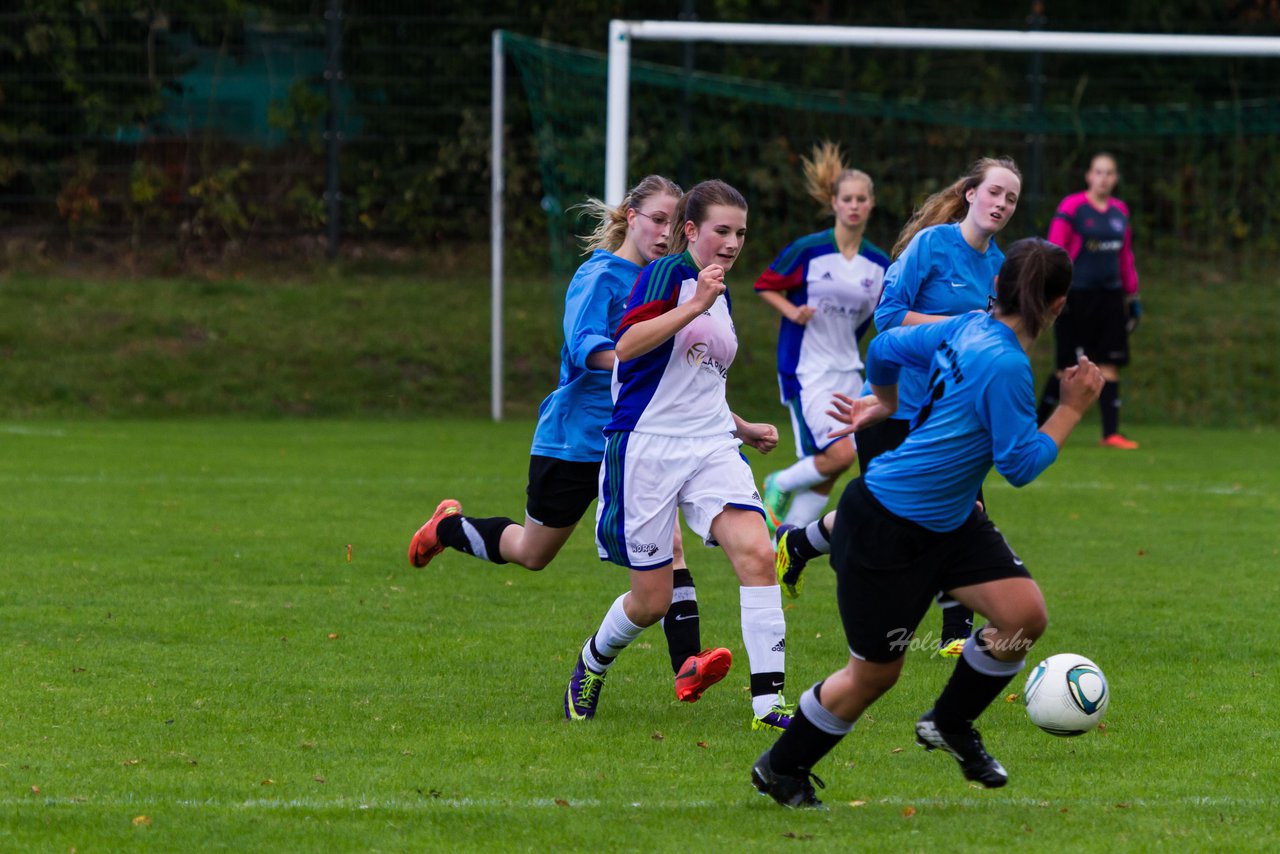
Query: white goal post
489 22 1280 420
605 21 1280 204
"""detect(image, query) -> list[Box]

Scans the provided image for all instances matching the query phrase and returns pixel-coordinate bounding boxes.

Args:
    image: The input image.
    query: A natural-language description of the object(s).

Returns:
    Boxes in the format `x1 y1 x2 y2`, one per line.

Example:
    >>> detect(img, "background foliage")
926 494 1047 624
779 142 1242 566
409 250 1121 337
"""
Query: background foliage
2 1 1279 257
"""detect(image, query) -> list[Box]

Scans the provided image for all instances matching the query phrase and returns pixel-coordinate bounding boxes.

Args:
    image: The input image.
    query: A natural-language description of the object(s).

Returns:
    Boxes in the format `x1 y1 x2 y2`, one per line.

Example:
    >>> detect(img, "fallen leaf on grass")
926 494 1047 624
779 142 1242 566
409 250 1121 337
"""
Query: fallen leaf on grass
122 759 140 767
848 800 867 807
1115 802 1131 809
30 786 40 795
890 747 903 754
1137 549 1147 557
902 806 916 818
782 831 813 839
784 604 796 612
554 798 570 807
131 815 151 827
1005 693 1020 703
1060 807 1069 813
313 776 326 784
696 741 709 749
261 779 275 786
327 633 339 640
651 731 664 742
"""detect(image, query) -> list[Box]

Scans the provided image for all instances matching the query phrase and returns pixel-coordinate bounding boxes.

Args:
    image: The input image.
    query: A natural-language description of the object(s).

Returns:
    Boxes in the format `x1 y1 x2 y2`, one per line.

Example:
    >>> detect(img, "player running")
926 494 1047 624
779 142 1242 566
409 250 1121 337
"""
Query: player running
752 237 1104 808
1037 152 1142 449
408 175 731 703
565 179 793 731
775 157 1021 655
755 142 888 535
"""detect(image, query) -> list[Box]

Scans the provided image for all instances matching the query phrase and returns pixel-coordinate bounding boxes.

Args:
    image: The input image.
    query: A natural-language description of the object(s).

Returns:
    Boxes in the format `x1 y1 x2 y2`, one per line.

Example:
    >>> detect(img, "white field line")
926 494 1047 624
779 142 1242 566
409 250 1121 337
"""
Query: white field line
3 793 1274 811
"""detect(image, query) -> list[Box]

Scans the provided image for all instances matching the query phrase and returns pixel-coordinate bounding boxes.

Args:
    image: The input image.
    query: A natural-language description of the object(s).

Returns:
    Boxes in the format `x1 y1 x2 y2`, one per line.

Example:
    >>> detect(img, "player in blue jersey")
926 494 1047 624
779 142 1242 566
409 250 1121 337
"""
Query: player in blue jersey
755 142 888 536
751 238 1104 807
1038 152 1142 449
565 180 794 731
776 157 1021 650
408 175 732 703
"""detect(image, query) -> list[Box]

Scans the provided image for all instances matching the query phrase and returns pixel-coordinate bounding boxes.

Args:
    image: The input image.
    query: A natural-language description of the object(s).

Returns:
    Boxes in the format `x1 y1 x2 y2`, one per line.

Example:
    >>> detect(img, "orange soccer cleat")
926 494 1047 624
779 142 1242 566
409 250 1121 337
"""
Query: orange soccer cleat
408 499 462 567
1099 433 1139 450
674 647 733 703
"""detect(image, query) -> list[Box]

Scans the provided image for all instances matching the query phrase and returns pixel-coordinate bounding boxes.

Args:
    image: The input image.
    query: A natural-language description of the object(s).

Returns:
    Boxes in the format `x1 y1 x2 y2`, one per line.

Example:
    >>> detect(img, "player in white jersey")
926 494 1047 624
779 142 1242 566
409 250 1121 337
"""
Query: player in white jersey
564 180 795 732
755 142 888 536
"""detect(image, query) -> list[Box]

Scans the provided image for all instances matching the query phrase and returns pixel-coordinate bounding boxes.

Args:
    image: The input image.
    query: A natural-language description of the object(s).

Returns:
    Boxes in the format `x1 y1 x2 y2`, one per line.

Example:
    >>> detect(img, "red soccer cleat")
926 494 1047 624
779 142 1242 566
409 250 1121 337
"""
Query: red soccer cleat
1099 433 1139 450
408 499 462 567
675 647 733 703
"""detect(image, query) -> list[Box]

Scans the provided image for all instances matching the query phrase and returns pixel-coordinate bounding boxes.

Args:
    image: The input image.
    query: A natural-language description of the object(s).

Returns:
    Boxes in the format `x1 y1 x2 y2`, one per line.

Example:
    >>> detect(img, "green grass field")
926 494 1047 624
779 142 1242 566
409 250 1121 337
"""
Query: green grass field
3 418 1277 851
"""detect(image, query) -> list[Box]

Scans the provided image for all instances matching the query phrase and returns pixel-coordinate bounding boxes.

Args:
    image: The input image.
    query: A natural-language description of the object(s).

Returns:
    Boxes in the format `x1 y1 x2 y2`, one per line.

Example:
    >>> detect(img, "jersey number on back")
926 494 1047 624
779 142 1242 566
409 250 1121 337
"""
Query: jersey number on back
913 367 947 431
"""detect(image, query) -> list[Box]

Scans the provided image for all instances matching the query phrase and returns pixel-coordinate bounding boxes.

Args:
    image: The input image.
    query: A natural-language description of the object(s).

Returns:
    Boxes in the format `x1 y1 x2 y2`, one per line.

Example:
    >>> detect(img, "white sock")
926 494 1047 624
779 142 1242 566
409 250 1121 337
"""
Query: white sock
783 489 829 527
740 585 786 717
805 517 831 554
582 593 645 673
772 456 824 493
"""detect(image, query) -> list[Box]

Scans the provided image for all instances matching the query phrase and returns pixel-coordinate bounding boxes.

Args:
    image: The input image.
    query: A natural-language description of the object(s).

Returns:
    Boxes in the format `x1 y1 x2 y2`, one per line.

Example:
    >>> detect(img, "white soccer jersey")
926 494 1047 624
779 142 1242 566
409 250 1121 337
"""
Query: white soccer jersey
755 231 889 401
607 252 738 438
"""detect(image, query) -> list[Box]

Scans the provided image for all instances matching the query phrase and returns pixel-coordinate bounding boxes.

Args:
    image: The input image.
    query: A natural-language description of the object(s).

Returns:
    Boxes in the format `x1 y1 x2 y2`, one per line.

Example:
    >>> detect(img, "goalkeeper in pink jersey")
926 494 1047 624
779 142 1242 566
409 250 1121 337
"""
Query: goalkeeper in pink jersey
1037 152 1142 449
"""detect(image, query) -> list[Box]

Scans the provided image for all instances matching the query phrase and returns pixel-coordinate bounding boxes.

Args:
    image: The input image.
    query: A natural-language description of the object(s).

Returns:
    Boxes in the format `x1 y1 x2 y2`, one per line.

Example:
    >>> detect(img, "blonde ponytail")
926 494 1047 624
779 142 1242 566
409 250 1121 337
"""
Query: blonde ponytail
891 156 1021 259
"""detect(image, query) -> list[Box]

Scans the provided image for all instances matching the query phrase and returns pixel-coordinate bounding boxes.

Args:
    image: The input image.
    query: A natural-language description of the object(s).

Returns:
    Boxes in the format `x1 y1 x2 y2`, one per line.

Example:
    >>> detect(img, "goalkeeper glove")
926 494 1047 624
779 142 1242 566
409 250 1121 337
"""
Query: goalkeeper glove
1126 297 1142 334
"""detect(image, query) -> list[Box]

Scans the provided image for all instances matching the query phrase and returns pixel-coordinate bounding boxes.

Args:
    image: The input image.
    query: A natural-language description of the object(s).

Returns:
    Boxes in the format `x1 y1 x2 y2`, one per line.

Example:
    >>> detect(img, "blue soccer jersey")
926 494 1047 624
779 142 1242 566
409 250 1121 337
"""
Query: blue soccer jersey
871 224 1005 423
607 252 737 438
754 230 888 401
863 312 1059 532
530 249 639 462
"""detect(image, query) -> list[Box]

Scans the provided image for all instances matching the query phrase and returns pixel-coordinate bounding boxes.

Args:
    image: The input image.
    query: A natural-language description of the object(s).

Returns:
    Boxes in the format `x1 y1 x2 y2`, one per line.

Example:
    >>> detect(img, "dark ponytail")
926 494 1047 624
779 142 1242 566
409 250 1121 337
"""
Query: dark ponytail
995 238 1073 339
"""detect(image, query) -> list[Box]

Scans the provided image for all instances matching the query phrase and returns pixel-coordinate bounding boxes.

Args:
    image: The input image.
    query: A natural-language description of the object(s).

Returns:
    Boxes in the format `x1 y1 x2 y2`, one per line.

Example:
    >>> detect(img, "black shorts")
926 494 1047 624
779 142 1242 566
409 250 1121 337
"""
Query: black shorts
829 479 1031 663
854 417 910 476
1054 288 1129 369
525 455 601 529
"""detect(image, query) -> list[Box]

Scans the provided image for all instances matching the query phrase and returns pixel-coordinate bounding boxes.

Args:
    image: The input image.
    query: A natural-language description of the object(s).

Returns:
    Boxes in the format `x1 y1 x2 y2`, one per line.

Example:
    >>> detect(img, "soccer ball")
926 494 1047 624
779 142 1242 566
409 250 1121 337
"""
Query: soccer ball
1022 653 1109 736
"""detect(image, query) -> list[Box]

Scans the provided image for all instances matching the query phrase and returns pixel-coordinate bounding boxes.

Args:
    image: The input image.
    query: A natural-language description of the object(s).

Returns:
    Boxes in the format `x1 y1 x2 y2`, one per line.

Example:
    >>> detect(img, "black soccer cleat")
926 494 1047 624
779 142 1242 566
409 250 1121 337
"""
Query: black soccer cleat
751 749 826 809
914 710 1008 788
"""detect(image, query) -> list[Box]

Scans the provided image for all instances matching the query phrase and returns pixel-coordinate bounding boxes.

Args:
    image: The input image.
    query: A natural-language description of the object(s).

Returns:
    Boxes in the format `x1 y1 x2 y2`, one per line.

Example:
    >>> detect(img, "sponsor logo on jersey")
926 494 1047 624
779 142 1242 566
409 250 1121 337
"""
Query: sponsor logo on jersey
818 297 858 317
1085 239 1124 252
685 342 730 379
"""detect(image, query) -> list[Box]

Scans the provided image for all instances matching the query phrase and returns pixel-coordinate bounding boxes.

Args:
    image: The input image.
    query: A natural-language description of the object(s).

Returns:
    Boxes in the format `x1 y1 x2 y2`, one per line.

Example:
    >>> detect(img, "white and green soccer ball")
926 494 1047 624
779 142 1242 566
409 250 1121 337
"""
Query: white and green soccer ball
1023 653 1110 736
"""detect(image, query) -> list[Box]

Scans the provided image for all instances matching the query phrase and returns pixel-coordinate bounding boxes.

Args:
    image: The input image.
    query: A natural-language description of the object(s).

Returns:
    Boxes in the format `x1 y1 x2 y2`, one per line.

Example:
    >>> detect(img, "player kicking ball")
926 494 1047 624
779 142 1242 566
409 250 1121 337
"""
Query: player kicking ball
752 238 1103 807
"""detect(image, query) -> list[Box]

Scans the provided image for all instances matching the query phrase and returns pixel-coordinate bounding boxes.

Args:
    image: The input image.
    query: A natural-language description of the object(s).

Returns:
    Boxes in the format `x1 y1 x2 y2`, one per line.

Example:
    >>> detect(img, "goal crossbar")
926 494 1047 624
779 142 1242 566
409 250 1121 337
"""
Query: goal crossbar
605 21 1280 202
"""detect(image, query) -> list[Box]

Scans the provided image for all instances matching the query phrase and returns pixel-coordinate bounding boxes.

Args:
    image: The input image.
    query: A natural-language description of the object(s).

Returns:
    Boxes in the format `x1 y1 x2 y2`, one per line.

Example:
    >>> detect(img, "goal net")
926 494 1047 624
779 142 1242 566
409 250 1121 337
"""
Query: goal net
501 26 1280 281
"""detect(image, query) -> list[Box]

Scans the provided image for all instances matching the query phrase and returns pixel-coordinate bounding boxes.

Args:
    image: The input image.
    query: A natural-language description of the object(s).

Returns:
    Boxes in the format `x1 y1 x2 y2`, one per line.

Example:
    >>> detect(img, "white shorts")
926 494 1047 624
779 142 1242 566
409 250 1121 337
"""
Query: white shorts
595 431 766 570
787 368 861 458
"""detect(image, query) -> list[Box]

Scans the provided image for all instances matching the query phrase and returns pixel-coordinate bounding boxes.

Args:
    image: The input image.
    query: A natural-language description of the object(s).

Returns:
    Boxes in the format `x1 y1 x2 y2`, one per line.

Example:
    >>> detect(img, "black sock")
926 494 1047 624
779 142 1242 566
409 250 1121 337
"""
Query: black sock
1100 381 1120 437
931 640 1022 730
788 515 831 561
435 515 516 565
1036 376 1060 426
662 568 701 672
940 603 974 644
768 682 848 776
